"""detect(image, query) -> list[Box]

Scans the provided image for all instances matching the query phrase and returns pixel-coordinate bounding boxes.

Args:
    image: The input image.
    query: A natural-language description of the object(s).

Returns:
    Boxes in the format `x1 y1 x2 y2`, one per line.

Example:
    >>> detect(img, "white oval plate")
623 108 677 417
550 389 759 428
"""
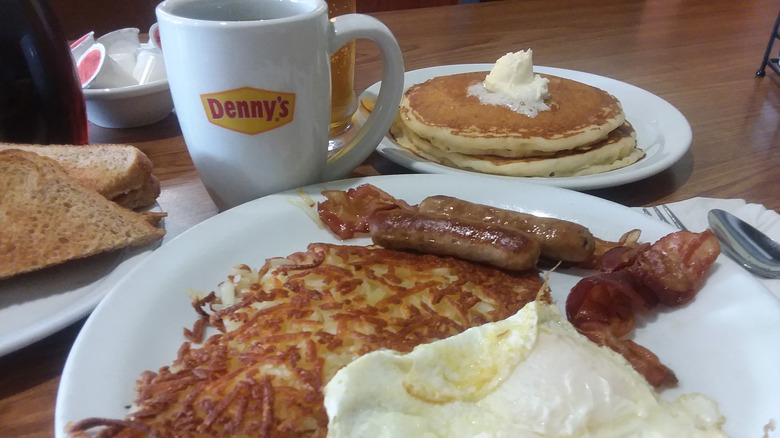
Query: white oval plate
360 64 692 191
56 175 779 437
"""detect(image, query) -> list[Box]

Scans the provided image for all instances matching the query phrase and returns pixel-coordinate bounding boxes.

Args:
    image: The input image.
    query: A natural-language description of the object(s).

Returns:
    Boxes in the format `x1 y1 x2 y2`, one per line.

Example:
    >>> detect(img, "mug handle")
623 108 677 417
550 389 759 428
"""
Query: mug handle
324 14 404 180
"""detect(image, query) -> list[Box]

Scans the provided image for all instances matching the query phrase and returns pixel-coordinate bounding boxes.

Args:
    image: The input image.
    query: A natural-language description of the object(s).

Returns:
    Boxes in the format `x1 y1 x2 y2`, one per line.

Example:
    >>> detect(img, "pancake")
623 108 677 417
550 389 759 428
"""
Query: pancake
68 243 545 438
392 120 645 177
399 71 626 158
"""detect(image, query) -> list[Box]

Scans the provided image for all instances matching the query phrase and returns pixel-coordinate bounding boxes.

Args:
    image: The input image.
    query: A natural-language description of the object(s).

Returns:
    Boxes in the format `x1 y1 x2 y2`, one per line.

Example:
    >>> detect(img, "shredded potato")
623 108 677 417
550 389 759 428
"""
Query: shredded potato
68 243 544 438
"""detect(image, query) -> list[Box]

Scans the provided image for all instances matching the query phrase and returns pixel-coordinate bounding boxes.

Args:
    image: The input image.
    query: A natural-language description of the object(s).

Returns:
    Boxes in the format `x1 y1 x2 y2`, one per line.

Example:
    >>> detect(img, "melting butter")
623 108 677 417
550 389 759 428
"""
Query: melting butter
468 49 551 117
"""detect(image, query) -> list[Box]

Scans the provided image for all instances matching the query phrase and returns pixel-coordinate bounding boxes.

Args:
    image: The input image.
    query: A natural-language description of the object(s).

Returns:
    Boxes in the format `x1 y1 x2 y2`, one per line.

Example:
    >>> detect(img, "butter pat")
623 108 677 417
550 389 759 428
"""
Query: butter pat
469 49 551 117
484 50 544 96
324 302 728 438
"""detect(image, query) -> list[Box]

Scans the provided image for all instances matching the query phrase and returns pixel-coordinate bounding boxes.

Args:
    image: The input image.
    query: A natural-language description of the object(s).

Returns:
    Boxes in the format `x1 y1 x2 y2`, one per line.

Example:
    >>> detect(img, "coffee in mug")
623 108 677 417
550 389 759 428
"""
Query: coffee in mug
156 0 404 210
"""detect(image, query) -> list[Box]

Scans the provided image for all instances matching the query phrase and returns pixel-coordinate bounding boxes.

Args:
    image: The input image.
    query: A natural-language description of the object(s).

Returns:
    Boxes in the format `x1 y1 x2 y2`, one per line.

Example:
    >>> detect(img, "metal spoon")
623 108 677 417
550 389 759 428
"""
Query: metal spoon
707 209 780 279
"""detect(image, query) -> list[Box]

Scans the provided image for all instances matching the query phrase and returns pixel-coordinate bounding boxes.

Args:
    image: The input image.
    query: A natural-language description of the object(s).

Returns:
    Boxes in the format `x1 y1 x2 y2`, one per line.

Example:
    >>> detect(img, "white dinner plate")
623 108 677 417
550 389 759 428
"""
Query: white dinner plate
0 207 164 356
56 175 779 437
359 64 692 191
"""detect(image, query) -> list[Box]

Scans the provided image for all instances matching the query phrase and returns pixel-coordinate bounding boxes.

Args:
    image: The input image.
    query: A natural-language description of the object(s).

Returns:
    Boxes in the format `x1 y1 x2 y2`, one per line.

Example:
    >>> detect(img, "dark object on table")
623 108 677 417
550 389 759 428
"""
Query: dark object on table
756 10 780 77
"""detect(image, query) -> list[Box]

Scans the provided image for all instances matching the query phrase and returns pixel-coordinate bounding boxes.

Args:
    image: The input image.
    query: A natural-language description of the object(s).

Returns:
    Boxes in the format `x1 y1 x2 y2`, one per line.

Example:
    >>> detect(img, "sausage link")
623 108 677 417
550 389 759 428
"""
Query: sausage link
367 209 541 271
419 195 595 263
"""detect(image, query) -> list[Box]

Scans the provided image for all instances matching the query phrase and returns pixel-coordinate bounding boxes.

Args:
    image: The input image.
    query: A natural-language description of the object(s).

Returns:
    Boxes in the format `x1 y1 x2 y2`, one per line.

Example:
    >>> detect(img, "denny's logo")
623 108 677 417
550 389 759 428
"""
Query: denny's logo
200 87 295 135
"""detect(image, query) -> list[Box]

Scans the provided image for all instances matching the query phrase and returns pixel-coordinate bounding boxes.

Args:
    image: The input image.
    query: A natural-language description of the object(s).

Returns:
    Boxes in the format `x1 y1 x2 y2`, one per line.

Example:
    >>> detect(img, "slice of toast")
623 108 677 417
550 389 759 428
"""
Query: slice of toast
0 143 159 209
111 173 161 210
0 149 165 280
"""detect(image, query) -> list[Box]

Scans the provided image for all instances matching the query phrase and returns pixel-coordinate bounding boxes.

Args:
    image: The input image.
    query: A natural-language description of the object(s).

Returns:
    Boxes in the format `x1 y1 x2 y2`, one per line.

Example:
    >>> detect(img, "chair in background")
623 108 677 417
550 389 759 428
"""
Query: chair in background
756 10 780 77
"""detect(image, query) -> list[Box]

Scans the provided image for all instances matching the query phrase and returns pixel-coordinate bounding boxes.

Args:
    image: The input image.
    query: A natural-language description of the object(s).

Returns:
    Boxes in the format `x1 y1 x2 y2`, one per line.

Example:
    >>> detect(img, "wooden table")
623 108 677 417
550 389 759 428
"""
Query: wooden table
2 0 778 436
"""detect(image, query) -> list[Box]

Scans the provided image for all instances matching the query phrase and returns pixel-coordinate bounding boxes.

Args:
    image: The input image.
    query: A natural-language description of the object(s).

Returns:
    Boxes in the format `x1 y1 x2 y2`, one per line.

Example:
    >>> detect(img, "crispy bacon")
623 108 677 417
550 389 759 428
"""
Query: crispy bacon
317 184 414 239
577 229 643 270
566 271 676 387
628 230 721 306
598 243 650 273
578 326 678 388
566 230 720 387
566 271 644 338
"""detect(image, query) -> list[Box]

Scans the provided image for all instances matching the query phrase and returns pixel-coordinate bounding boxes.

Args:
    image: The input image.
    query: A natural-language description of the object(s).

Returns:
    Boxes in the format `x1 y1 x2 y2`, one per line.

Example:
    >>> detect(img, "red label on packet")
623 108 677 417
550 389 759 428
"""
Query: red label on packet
153 27 162 50
70 32 92 49
200 87 295 135
77 49 102 85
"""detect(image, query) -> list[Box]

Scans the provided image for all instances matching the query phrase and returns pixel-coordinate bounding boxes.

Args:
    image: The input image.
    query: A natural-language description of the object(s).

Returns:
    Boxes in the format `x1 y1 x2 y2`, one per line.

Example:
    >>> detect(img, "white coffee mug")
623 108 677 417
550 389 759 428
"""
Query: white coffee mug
156 0 404 210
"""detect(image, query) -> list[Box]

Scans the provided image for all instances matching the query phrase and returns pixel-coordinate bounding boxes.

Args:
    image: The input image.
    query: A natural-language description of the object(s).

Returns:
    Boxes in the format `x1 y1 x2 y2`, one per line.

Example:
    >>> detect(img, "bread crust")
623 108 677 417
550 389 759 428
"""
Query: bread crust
0 143 159 208
112 174 161 210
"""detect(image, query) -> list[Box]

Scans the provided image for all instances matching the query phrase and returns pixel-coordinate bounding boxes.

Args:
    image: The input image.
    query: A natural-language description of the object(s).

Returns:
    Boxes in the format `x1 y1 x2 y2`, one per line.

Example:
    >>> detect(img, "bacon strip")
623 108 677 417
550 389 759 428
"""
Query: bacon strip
629 230 721 306
576 229 643 270
317 184 413 239
566 271 677 386
578 326 678 388
566 230 720 387
566 271 642 338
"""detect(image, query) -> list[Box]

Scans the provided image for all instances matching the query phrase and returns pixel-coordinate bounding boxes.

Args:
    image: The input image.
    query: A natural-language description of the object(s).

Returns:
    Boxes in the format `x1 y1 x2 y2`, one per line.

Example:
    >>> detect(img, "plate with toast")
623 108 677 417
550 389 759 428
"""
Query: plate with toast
55 174 780 437
0 144 166 356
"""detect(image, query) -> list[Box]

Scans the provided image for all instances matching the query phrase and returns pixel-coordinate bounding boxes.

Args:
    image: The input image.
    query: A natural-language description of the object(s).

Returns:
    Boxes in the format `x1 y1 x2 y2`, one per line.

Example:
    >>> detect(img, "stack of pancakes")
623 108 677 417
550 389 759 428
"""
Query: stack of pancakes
390 71 645 177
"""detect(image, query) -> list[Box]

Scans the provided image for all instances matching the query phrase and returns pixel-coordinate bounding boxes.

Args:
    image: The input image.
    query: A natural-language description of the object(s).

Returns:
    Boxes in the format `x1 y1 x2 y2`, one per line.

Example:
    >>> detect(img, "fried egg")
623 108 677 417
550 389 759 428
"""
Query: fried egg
324 302 727 438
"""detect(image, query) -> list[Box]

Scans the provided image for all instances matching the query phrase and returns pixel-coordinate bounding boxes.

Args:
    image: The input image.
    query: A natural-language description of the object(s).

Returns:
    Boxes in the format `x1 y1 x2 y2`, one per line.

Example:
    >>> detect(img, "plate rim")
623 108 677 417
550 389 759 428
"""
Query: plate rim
362 63 693 190
0 246 152 356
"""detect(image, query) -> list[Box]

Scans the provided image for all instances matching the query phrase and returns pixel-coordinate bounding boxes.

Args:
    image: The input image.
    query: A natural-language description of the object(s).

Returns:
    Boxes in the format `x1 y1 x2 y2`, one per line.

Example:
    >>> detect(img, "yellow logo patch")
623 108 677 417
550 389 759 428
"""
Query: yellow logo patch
200 87 295 135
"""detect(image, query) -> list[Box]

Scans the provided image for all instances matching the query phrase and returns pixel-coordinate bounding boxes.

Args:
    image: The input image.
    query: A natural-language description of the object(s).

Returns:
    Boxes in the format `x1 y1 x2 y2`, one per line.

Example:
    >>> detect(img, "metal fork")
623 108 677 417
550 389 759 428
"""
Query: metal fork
642 205 688 231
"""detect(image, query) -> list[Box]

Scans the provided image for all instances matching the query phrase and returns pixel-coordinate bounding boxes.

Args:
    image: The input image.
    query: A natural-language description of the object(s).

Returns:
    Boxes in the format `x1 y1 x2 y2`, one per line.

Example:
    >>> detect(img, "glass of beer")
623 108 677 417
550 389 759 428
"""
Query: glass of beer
327 0 357 150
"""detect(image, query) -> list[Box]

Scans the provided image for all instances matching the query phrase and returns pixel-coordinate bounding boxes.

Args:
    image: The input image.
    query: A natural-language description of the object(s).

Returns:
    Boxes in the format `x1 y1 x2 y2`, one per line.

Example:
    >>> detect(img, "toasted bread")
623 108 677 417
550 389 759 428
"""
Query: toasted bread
0 149 165 280
111 173 161 209
0 143 159 209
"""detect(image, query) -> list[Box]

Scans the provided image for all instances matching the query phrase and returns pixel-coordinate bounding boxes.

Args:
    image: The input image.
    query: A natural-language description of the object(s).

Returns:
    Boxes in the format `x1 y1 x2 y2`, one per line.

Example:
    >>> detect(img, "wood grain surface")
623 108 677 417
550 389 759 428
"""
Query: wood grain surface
1 1 778 436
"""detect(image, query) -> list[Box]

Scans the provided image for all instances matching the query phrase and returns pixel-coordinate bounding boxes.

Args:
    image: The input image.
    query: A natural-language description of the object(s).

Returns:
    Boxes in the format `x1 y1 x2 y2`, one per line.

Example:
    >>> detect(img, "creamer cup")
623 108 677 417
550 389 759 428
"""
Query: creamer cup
133 48 166 85
148 23 162 50
96 28 141 77
69 31 95 63
77 43 137 89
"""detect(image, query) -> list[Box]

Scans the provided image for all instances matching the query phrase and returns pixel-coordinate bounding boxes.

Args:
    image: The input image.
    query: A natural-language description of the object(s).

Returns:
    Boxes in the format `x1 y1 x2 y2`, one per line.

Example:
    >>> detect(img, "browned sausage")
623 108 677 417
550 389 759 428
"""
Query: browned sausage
367 209 541 271
418 195 595 263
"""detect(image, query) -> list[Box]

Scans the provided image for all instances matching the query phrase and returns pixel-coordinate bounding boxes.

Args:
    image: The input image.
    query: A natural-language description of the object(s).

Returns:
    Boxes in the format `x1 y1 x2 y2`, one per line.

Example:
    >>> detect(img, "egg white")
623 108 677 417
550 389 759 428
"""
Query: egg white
324 302 727 438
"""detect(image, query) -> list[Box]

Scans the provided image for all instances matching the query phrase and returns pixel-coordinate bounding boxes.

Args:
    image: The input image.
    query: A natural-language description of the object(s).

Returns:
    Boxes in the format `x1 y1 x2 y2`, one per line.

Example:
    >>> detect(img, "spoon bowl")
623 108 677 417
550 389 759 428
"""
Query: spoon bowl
707 209 780 279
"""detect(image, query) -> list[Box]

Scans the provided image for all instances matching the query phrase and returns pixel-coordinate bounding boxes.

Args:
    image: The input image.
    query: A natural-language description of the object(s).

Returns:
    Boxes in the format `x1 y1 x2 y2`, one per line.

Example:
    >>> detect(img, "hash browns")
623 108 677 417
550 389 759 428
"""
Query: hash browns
69 243 545 437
